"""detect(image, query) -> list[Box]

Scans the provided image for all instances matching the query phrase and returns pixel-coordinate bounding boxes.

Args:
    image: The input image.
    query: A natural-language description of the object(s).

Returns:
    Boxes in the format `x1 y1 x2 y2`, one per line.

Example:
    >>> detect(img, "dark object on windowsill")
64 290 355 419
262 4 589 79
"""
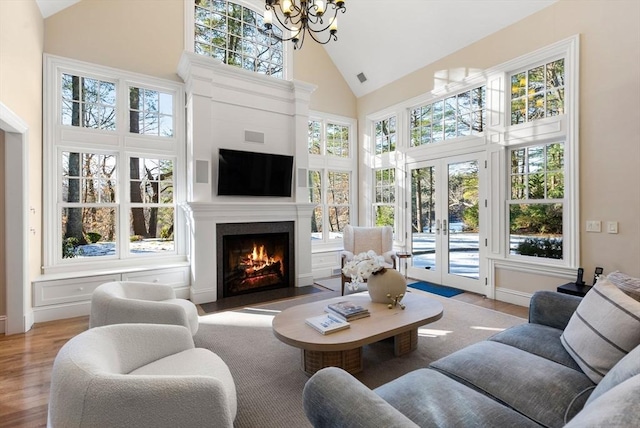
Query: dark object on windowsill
557 282 592 297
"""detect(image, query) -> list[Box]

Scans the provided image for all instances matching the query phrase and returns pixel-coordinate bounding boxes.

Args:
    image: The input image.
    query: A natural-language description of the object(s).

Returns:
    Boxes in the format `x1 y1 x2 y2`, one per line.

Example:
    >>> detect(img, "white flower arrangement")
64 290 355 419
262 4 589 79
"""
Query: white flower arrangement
342 250 386 291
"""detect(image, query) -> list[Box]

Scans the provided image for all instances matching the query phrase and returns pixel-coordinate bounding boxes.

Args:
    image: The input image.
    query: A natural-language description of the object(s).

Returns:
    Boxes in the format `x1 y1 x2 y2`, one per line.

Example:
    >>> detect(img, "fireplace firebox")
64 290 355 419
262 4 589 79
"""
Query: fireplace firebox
217 222 295 298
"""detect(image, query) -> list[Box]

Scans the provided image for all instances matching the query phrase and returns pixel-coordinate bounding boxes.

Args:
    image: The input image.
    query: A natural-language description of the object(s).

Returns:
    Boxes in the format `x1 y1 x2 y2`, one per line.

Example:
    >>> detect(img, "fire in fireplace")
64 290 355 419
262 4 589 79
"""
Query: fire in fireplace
224 233 287 295
217 222 295 298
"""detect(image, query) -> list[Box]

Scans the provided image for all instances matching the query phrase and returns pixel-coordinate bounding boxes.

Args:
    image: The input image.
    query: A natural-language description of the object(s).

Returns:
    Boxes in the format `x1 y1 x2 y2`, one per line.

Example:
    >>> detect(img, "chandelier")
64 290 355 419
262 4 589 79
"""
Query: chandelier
264 0 346 50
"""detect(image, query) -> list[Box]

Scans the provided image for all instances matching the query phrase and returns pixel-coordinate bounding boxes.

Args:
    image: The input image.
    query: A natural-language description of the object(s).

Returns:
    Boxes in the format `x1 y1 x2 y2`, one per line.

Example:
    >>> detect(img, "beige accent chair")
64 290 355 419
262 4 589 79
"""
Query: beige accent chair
90 281 199 335
47 323 237 428
341 225 397 295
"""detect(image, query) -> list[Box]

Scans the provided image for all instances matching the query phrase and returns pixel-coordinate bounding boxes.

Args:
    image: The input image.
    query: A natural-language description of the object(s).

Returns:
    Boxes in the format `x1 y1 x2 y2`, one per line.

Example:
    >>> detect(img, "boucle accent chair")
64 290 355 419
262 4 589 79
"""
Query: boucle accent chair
90 281 199 334
340 225 397 295
47 323 237 428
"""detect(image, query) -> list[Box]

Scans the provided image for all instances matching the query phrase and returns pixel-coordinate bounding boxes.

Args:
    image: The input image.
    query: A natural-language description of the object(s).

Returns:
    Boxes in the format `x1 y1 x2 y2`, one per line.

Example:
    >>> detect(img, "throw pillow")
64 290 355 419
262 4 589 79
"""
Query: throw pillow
607 271 640 302
560 278 640 383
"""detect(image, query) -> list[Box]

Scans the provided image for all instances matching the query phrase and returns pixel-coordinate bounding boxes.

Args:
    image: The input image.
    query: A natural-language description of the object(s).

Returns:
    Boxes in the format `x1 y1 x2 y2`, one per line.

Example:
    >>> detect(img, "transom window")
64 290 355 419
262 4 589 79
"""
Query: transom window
374 116 397 154
508 142 564 259
194 0 284 78
129 87 174 137
510 59 564 124
410 86 486 146
61 74 116 130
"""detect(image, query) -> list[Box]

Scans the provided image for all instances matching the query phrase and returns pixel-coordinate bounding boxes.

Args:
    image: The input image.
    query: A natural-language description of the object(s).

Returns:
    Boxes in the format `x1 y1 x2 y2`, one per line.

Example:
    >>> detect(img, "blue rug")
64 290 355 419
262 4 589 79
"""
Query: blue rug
408 281 464 298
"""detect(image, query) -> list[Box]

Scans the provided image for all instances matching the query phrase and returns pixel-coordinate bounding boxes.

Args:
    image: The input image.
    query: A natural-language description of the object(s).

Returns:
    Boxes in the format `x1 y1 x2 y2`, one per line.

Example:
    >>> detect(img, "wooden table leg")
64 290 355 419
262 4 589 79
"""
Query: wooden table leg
394 328 418 356
301 348 363 375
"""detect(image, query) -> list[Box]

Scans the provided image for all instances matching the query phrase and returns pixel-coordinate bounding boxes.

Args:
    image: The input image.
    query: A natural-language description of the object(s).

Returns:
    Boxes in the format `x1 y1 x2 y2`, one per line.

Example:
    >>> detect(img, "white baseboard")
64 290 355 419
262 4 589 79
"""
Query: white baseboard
32 301 91 323
495 287 533 308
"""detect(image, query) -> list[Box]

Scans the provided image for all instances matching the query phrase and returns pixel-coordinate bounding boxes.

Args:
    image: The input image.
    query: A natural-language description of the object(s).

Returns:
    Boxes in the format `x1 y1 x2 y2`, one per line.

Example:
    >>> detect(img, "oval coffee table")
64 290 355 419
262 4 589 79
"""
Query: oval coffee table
272 291 443 375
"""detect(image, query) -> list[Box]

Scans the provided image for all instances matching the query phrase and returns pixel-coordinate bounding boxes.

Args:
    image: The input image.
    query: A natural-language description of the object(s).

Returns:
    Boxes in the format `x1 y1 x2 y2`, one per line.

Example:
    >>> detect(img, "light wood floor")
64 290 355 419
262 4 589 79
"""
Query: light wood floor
0 290 528 427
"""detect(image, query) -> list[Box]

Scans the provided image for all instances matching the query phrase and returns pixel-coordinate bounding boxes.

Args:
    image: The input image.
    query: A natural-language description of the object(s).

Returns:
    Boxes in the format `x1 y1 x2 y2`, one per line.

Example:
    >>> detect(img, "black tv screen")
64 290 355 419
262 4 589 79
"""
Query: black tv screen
217 148 294 197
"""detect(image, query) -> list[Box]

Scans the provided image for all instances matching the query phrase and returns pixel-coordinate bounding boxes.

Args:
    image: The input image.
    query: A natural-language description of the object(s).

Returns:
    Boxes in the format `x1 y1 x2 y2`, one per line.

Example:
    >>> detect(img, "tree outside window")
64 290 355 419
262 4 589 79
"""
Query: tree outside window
509 142 564 259
410 86 485 147
374 168 395 229
58 71 177 260
194 0 284 78
511 59 564 124
374 116 396 154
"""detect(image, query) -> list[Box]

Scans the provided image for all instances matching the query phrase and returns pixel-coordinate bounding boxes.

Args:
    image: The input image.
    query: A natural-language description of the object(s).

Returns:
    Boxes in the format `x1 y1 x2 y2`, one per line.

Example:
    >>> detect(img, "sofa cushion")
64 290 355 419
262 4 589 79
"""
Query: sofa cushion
564 375 640 427
375 368 542 428
489 323 581 371
560 278 640 383
585 344 640 406
430 340 594 427
607 270 640 302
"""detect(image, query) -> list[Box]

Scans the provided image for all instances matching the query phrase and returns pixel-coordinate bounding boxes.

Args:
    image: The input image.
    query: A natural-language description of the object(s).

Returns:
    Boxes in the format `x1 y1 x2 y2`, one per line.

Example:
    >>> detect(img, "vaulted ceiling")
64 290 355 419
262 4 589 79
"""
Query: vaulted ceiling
36 0 558 97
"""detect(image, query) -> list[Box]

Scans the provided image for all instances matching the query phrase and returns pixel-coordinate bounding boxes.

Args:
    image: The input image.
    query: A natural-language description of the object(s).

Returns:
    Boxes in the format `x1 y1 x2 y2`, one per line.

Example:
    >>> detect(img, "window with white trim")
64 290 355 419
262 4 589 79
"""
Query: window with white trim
308 115 355 243
510 59 564 124
45 55 185 270
374 116 396 154
508 142 564 259
410 86 486 146
504 49 574 264
193 0 285 78
373 168 395 229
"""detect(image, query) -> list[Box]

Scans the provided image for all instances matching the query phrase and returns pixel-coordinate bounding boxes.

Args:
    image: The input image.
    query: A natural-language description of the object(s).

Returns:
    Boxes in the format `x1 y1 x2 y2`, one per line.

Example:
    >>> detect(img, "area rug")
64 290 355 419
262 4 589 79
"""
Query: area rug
193 289 525 427
408 281 465 297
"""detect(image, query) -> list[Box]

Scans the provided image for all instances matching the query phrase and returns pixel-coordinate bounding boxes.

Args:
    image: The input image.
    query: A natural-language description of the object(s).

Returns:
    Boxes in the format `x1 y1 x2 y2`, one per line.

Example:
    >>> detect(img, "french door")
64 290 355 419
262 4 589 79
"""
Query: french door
406 153 486 295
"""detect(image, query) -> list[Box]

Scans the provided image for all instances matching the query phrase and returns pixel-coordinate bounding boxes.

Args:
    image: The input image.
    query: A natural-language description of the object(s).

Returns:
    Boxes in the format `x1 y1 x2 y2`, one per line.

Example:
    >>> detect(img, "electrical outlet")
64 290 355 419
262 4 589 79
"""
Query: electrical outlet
586 220 601 232
607 221 619 234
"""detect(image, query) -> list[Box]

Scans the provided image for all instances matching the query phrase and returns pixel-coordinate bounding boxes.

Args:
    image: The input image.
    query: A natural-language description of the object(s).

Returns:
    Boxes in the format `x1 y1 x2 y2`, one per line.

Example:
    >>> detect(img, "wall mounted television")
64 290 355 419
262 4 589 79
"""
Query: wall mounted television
217 148 294 197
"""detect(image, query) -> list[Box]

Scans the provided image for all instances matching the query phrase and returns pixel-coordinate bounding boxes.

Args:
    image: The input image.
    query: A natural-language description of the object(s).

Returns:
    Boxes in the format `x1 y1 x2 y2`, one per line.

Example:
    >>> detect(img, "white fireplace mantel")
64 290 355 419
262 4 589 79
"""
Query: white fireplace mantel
181 202 315 303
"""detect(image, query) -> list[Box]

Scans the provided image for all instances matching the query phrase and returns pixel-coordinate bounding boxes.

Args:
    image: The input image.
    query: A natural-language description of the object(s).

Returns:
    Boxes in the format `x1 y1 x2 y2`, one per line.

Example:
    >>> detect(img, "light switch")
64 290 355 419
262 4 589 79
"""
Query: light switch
586 221 601 232
607 221 619 234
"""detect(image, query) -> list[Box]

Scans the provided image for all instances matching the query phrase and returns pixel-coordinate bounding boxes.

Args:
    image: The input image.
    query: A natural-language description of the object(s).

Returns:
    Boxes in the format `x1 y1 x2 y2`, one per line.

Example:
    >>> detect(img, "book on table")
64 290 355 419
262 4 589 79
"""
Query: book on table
325 301 371 321
305 313 351 335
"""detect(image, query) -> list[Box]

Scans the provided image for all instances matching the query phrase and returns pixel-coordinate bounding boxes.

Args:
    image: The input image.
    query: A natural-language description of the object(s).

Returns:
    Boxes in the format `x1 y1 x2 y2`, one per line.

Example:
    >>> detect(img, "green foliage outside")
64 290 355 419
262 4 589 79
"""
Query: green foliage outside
516 237 563 259
85 232 102 243
62 237 83 259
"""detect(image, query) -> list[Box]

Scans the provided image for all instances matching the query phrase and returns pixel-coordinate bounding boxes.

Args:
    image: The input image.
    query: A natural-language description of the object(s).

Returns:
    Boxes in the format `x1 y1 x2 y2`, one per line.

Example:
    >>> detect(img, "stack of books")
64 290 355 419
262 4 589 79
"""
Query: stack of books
305 313 350 335
325 300 371 321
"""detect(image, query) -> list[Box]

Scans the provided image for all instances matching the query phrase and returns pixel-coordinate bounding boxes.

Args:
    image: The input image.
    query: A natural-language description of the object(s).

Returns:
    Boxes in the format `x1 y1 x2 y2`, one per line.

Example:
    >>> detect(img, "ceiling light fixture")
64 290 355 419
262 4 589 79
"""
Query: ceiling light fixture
264 0 346 50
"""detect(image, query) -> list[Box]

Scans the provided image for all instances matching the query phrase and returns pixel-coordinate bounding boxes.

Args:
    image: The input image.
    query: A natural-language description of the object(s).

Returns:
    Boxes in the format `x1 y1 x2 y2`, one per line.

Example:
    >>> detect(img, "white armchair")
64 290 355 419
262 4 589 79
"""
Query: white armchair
341 225 397 295
90 281 199 335
47 323 237 428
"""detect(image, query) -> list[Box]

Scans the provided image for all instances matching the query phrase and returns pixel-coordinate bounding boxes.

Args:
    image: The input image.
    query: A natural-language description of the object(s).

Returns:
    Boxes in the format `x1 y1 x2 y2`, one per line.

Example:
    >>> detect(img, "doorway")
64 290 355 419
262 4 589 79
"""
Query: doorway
407 153 486 295
1 102 29 334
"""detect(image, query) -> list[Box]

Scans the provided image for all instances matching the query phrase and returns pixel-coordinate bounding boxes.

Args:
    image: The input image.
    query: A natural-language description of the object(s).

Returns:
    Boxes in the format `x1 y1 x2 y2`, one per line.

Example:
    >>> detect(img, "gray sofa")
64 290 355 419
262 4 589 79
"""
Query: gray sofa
303 291 640 427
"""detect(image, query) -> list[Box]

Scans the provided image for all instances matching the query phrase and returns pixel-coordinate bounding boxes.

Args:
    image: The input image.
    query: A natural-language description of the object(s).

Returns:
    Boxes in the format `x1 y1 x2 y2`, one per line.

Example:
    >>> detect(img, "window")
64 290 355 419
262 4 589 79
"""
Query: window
308 114 356 244
508 142 564 259
374 116 396 154
510 59 564 124
61 74 116 130
193 0 285 78
410 86 486 146
129 87 174 137
373 168 395 228
45 55 184 270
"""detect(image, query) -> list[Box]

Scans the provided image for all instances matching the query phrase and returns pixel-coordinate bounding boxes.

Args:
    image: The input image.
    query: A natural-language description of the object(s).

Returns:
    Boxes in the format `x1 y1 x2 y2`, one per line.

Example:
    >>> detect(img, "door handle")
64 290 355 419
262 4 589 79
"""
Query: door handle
443 219 447 235
436 219 441 235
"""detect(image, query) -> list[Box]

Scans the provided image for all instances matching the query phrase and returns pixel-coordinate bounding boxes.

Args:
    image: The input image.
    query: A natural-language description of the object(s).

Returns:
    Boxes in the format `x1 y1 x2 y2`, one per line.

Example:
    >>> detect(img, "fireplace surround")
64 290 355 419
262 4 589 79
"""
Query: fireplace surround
181 202 315 303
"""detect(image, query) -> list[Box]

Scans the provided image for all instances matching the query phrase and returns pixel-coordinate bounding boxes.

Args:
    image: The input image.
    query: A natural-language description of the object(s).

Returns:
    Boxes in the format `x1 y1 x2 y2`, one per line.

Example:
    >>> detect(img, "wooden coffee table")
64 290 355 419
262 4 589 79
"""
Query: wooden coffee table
272 291 443 375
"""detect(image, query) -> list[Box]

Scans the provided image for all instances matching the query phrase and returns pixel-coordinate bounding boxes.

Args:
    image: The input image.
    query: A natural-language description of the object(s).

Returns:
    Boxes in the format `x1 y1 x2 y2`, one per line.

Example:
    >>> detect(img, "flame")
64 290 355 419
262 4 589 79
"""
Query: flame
241 243 279 275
